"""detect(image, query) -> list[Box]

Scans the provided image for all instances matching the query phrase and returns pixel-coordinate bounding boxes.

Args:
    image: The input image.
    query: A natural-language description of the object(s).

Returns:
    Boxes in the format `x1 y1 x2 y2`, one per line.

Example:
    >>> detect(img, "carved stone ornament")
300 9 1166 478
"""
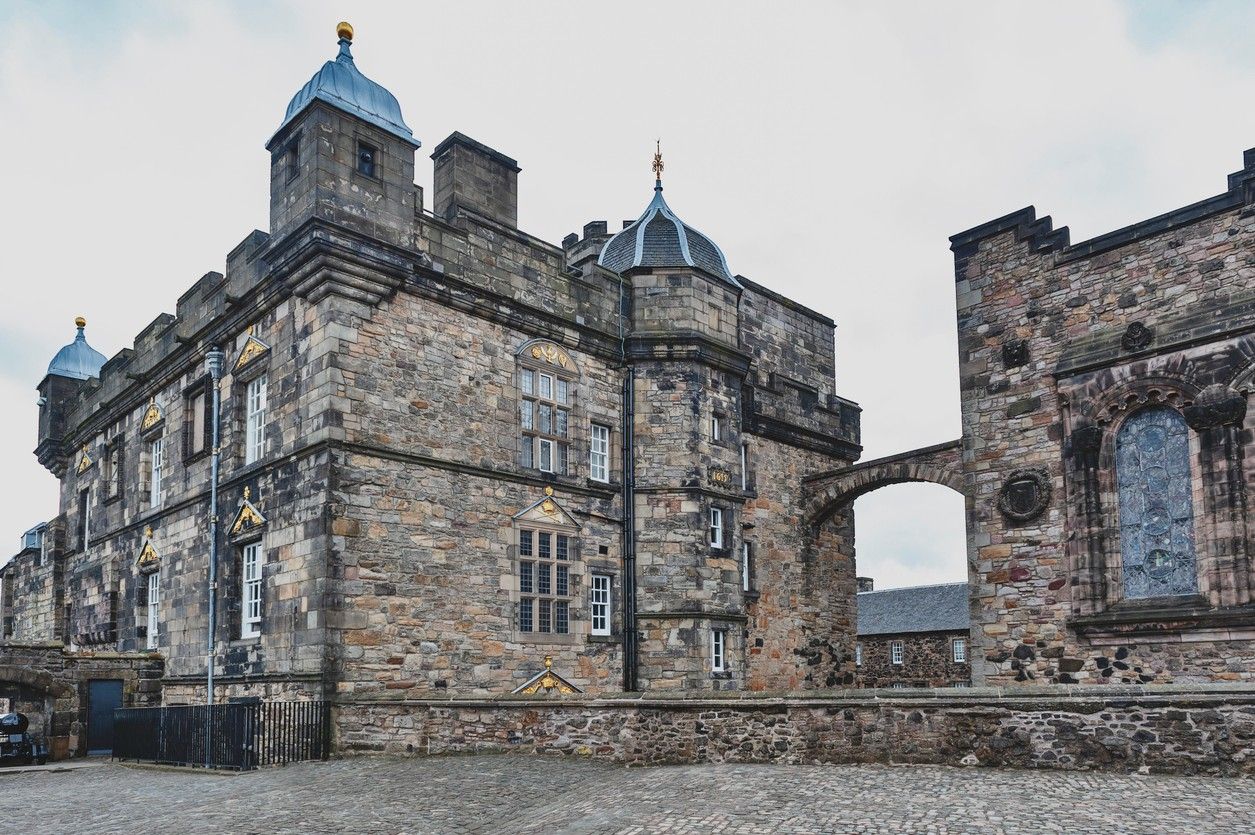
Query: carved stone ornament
528 341 573 371
1002 339 1029 370
996 468 1052 523
708 467 732 487
234 335 270 372
136 525 159 572
140 400 163 432
1183 384 1248 431
77 444 93 474
511 655 583 696
229 486 267 538
1120 322 1154 352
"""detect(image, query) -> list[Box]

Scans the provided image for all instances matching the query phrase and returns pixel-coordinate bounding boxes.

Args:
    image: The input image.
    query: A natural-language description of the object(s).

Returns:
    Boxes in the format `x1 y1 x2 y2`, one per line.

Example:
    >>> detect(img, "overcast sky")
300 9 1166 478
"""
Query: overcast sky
2 1 1254 588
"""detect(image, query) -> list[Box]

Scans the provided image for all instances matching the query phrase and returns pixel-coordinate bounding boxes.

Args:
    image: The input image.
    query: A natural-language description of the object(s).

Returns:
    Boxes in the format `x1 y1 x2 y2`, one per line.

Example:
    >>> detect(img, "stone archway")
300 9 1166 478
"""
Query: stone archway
803 439 964 525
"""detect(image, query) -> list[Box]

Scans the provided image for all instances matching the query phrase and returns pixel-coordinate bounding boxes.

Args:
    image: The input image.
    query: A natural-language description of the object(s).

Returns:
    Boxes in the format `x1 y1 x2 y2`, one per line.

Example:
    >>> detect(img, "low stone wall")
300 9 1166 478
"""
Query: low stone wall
336 684 1255 776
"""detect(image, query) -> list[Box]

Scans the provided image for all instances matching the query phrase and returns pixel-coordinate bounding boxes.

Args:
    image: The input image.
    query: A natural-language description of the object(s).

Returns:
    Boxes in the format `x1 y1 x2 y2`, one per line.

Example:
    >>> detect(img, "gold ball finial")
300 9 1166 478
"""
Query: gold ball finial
75 316 86 329
336 21 353 41
544 486 554 497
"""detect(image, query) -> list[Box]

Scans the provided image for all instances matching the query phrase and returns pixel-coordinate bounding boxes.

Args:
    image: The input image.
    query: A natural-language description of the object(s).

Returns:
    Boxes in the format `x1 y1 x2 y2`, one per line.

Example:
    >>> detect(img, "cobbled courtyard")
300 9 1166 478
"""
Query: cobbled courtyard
4 755 1253 834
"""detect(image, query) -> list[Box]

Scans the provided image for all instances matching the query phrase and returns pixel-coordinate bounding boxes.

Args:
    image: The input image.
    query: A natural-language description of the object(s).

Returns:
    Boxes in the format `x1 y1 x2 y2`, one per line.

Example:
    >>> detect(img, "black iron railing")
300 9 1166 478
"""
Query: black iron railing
113 700 331 770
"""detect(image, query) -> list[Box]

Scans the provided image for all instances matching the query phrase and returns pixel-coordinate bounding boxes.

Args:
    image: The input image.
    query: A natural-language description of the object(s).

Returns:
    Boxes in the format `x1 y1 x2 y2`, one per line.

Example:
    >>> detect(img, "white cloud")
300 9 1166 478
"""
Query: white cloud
1 1 1253 587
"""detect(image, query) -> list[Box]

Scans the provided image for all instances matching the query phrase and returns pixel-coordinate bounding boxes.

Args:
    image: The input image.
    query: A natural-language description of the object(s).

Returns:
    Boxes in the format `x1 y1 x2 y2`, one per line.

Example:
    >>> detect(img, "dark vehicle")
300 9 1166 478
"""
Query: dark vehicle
0 713 48 766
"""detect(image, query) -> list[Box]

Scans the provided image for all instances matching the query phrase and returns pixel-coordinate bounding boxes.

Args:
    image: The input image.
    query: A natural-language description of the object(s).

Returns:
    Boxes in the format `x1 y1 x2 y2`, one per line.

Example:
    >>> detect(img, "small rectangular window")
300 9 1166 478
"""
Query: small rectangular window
555 600 569 634
245 375 268 464
150 437 165 508
590 574 611 636
855 642 863 666
892 682 906 690
106 445 121 498
189 390 207 456
538 599 552 633
520 402 533 431
78 489 90 551
356 142 377 177
740 443 749 490
952 638 966 663
891 640 904 665
951 682 970 689
711 415 722 441
146 571 160 650
590 423 610 482
520 369 534 395
538 374 553 400
711 629 727 672
538 438 555 473
285 145 298 183
519 597 533 632
710 508 723 549
537 562 551 596
242 543 263 638
556 564 569 596
555 535 568 561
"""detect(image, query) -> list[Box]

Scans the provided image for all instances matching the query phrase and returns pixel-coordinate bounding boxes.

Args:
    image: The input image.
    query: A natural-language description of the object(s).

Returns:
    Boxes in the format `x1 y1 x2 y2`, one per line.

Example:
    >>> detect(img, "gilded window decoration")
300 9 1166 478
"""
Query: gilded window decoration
229 486 267 540
77 444 93 474
136 526 159 573
140 399 163 432
511 656 582 695
234 333 270 372
1116 407 1198 599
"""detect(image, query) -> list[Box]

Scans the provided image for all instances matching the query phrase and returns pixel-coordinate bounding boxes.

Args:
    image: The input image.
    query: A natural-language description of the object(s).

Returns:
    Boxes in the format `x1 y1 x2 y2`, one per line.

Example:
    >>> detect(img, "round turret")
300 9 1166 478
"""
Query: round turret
47 316 106 381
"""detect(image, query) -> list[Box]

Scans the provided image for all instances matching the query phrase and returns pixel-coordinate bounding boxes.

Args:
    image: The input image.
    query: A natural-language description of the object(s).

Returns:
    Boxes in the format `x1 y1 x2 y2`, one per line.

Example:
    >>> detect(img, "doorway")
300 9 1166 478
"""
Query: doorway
86 679 123 755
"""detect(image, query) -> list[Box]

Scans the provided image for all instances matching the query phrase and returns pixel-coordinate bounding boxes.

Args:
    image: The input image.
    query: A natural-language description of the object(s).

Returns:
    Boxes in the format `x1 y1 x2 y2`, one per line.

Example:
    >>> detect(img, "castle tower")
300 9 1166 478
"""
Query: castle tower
265 22 421 250
599 147 749 690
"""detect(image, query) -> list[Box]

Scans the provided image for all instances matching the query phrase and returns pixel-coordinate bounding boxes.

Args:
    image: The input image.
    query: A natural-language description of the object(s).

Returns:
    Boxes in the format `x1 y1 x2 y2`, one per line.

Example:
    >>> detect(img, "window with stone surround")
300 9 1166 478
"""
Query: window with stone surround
590 573 611 636
183 380 212 461
241 542 263 639
105 439 122 501
1115 406 1198 600
890 640 904 665
517 527 573 636
711 629 727 672
589 423 610 483
855 642 863 666
77 488 90 552
150 437 165 509
519 367 572 476
146 570 160 650
709 508 724 549
952 637 966 663
356 141 377 178
741 541 754 592
245 375 268 465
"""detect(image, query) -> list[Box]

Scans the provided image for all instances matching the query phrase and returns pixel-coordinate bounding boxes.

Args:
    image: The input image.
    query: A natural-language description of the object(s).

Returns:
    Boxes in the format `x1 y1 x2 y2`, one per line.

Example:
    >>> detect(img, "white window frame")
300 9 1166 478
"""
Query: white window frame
740 442 749 490
741 541 752 592
890 640 904 665
711 629 727 672
709 508 723 549
952 637 966 663
245 375 268 465
242 542 263 639
538 438 556 473
589 423 610 483
146 571 160 650
590 573 611 636
81 489 91 550
892 682 906 690
710 415 722 441
150 436 165 507
951 682 970 689
855 642 863 666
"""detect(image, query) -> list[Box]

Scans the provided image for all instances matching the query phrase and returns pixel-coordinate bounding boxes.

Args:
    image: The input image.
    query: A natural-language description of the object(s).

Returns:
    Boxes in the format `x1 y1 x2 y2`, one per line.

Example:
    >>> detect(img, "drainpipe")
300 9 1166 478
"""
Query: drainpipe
204 348 225 737
622 368 638 692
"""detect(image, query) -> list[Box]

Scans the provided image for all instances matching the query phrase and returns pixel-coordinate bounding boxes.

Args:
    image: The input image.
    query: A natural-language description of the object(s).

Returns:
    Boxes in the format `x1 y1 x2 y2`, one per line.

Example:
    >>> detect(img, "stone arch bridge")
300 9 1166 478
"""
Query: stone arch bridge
803 439 964 526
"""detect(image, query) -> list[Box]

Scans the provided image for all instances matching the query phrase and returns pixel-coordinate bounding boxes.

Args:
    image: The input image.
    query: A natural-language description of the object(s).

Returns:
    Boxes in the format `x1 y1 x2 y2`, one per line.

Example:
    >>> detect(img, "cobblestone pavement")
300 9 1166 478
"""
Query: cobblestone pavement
3 756 1253 834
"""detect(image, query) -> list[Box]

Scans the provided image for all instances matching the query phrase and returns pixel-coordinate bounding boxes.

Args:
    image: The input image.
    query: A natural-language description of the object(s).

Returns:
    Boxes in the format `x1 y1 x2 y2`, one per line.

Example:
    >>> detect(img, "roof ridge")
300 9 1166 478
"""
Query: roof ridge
858 581 967 594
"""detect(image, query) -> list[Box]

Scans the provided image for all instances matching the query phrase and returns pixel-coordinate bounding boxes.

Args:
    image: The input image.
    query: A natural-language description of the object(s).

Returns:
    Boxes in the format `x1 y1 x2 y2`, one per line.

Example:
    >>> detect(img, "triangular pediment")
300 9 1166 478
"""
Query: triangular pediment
136 526 159 571
234 335 270 372
140 400 163 432
76 445 93 474
512 656 583 696
229 488 267 539
513 489 579 529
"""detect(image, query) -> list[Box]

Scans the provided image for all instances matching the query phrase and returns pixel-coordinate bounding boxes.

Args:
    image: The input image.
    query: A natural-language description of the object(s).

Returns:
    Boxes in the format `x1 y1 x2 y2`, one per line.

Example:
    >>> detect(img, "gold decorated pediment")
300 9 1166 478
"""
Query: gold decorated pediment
512 656 582 696
229 487 267 539
513 486 580 529
525 341 575 372
234 335 270 372
136 526 159 571
140 400 163 432
77 445 93 474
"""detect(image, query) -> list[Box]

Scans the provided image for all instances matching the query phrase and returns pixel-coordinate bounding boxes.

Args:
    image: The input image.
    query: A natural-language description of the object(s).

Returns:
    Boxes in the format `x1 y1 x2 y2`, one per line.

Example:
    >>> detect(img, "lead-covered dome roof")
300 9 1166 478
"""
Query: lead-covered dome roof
48 317 106 381
272 23 418 149
598 179 738 286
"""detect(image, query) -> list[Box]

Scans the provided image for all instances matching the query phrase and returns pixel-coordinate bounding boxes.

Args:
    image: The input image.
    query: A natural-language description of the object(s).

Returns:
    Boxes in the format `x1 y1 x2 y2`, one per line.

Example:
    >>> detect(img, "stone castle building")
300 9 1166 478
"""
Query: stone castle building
1 22 861 715
4 19 1255 761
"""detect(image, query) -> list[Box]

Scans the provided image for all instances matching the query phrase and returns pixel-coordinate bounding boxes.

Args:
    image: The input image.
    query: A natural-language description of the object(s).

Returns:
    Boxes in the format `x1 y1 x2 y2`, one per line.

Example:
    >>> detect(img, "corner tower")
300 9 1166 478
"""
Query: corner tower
36 317 106 477
266 22 421 250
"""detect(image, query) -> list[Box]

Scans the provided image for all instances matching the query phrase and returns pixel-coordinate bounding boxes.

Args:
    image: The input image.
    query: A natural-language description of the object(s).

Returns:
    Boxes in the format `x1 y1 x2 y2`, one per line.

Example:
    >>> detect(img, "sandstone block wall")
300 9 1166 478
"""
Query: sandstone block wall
856 630 970 688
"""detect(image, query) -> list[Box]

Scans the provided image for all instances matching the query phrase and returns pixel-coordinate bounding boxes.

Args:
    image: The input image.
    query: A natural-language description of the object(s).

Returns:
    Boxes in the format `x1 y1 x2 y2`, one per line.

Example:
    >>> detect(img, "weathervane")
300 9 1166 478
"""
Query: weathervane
652 139 664 184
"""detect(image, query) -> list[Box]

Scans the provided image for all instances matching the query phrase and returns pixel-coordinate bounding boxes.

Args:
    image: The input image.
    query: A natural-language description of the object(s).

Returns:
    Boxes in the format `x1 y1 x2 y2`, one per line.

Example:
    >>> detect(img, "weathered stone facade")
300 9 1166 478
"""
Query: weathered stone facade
856 632 970 689
1 26 862 721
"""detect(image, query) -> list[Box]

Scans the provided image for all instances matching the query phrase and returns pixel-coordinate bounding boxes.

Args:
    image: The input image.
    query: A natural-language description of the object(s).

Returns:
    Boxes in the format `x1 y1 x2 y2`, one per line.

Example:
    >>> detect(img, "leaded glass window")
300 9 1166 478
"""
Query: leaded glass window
1116 407 1197 599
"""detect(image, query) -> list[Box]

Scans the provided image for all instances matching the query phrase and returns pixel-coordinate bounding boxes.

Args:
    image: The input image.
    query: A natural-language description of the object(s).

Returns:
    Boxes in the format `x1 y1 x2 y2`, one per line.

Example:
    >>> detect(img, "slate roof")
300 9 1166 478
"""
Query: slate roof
47 321 106 381
598 183 738 286
856 582 970 636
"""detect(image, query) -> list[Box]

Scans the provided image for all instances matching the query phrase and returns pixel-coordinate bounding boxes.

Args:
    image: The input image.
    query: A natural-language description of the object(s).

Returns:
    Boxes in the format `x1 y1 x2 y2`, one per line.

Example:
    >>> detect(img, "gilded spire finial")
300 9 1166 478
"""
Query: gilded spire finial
652 139 664 185
144 525 153 539
244 486 251 501
336 21 353 42
544 655 553 670
75 316 86 329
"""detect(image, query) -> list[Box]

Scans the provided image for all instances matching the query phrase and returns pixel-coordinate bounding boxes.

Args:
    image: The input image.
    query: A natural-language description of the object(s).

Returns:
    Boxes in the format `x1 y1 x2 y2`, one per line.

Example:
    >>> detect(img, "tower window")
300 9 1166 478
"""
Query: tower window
711 629 727 672
356 142 377 178
891 640 904 665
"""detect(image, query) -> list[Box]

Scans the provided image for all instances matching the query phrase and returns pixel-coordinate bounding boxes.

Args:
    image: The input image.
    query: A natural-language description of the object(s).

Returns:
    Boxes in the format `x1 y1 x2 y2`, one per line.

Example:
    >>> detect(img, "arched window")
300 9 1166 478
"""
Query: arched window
1116 407 1197 599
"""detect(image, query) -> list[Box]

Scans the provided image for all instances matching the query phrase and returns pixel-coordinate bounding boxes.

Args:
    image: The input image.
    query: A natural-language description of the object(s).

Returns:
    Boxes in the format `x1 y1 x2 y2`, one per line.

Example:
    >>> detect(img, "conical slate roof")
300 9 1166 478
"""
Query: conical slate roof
48 318 106 381
598 180 738 286
272 23 418 149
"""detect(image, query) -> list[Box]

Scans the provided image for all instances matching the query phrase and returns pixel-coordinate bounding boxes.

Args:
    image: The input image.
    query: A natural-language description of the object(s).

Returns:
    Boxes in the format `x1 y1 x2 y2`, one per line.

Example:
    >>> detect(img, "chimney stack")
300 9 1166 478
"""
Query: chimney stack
431 132 520 227
857 577 874 593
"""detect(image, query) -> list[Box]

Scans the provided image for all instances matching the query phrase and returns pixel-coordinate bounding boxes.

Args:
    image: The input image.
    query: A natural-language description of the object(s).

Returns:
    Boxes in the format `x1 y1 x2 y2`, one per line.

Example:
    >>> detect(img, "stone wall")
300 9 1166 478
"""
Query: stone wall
336 684 1255 775
0 642 162 759
857 630 970 688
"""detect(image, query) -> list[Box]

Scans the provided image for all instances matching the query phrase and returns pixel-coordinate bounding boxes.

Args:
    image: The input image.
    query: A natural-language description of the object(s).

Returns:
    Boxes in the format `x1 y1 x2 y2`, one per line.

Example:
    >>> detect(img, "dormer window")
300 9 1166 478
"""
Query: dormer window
356 142 377 178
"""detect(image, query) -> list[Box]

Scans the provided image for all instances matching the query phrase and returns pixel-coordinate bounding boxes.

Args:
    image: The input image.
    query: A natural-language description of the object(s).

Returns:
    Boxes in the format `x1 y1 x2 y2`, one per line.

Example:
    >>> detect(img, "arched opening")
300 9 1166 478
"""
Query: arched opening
853 483 967 590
